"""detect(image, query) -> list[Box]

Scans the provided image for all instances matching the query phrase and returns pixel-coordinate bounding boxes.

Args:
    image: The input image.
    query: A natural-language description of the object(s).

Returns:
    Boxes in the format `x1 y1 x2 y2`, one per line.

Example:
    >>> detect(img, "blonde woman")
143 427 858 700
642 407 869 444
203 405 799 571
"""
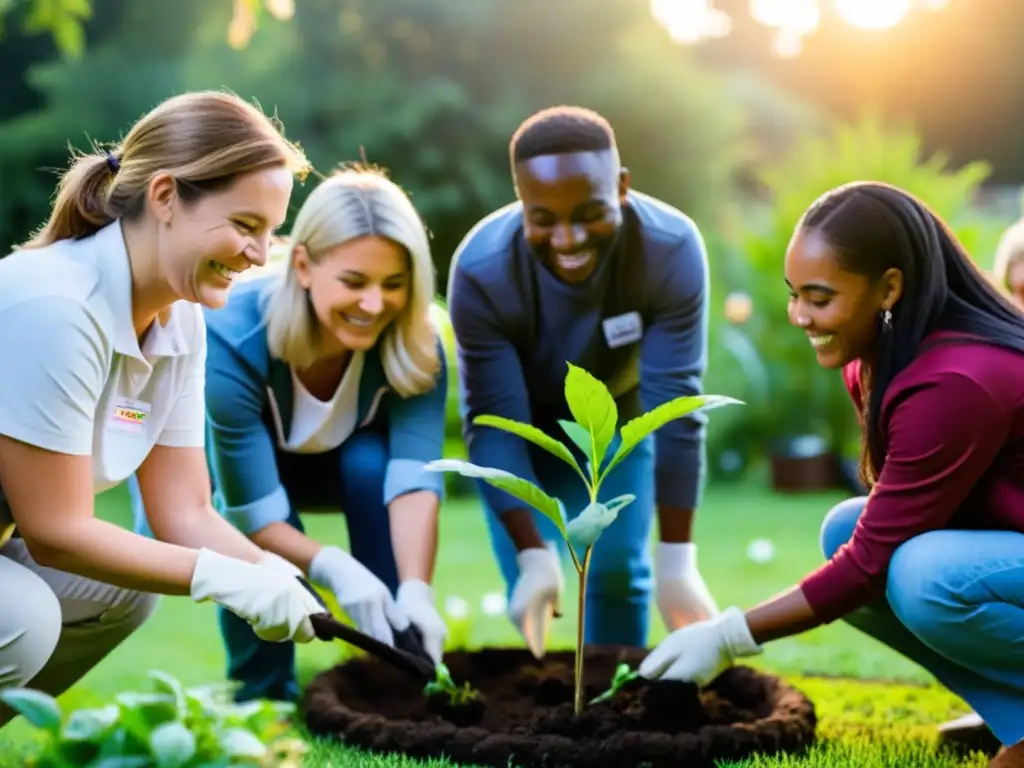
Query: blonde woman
0 90 326 727
992 218 1024 308
132 167 449 703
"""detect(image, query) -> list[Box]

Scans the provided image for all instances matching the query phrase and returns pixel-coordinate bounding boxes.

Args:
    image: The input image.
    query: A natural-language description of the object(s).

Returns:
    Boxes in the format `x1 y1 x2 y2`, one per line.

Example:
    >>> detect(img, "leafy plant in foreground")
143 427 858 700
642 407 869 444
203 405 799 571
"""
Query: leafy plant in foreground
0 670 306 767
426 362 742 714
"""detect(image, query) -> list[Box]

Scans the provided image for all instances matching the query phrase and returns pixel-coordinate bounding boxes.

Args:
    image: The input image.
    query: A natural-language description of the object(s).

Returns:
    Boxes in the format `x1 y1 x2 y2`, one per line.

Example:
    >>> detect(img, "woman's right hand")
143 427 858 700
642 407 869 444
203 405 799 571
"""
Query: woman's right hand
308 545 409 647
189 548 325 643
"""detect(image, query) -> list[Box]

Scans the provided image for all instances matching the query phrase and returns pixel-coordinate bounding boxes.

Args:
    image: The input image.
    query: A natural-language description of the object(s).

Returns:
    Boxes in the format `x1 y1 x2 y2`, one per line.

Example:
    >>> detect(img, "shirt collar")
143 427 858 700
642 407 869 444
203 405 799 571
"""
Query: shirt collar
93 221 190 362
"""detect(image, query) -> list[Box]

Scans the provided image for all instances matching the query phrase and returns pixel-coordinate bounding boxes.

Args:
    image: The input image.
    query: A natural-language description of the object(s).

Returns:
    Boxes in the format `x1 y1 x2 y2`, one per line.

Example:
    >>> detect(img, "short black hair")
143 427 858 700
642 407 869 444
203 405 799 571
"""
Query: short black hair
509 106 616 166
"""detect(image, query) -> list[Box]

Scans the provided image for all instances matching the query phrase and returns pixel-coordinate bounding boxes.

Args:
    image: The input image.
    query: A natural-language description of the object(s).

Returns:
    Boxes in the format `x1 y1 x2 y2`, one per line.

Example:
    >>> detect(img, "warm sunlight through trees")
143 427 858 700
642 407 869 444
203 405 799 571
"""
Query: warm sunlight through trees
651 0 952 57
0 0 961 59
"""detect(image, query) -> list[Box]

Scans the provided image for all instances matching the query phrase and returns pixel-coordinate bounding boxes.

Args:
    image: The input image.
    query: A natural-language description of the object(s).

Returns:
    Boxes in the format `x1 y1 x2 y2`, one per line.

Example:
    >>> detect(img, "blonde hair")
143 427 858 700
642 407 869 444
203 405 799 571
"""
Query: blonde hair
21 90 310 249
992 218 1024 293
261 166 440 398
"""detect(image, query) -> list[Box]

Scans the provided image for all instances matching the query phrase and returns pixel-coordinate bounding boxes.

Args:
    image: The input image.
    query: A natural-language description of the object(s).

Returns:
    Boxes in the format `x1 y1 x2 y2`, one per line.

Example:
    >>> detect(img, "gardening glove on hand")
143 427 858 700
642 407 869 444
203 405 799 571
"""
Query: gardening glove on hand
308 545 408 647
396 580 448 664
655 542 720 631
638 606 763 687
509 546 564 660
189 548 324 643
257 550 305 579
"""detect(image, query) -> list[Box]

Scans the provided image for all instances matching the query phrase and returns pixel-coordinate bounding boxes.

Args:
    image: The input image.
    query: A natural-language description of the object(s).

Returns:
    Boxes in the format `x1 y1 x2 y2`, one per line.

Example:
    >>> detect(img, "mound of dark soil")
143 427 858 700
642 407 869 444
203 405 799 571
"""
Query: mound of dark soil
302 646 817 767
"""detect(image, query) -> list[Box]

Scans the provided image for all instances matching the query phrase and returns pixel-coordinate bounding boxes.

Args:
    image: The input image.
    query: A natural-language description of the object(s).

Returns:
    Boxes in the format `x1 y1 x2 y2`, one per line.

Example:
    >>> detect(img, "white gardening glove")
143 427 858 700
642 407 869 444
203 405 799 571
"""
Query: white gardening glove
308 545 408 647
508 546 564 659
396 580 448 664
257 550 305 579
638 606 763 686
655 542 720 631
189 548 324 643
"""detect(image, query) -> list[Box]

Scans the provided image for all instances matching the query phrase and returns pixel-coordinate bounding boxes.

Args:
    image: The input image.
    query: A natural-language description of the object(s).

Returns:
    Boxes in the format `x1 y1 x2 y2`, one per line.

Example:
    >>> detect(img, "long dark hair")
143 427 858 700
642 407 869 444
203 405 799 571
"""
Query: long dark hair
799 181 1024 486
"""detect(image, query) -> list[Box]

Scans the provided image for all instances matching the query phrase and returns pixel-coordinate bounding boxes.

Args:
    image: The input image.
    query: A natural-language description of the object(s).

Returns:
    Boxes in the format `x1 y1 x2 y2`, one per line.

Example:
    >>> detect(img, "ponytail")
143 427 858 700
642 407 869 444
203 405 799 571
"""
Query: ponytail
17 91 310 253
20 150 118 250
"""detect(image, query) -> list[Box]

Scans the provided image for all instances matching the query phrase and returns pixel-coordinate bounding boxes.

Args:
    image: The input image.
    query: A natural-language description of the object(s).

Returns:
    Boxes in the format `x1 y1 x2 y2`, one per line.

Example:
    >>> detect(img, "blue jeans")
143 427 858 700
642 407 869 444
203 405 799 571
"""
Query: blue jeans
482 434 655 647
821 497 1024 746
128 428 400 703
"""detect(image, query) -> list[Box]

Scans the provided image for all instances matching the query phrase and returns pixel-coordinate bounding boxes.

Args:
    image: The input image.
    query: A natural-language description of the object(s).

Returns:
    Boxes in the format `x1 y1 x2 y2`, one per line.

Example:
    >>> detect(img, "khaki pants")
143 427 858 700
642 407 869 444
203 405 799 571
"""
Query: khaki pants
0 538 158 728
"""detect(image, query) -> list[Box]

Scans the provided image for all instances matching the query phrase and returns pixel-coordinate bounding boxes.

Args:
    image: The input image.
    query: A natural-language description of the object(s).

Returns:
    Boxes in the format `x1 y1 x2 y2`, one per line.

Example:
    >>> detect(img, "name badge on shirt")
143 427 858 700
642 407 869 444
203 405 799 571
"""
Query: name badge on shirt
109 397 151 435
602 311 643 349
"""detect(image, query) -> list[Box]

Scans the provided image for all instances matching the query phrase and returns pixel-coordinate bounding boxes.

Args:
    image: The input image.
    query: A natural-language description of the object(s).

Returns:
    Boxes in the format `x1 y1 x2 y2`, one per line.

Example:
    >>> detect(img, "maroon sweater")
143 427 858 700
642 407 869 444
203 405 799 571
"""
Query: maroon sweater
799 332 1024 623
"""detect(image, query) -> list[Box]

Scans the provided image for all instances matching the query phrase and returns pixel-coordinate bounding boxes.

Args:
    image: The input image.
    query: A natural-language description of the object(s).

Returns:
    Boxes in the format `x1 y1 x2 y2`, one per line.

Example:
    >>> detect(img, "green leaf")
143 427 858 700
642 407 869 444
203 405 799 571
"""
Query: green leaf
565 500 626 550
150 721 196 767
91 757 152 768
564 363 618 472
62 704 120 742
218 727 268 759
603 494 636 517
0 688 62 733
425 459 567 537
149 670 186 716
558 419 592 458
473 415 583 478
602 395 743 478
114 692 177 744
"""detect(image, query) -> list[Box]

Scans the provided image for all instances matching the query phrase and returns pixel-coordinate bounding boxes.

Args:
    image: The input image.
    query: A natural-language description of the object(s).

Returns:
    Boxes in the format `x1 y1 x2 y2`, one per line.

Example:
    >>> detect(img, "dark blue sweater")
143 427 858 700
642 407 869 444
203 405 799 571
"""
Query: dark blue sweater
447 190 709 516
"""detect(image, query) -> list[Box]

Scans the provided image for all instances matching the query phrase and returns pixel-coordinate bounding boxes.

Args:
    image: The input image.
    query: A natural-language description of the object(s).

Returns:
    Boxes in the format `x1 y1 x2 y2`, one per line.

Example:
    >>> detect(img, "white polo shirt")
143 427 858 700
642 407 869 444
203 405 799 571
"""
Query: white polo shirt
0 221 206 544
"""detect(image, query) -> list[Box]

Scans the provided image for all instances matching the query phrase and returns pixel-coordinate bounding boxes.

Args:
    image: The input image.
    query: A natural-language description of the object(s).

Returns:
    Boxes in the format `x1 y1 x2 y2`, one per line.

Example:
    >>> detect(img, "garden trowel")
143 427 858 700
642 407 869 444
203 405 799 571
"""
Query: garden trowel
295 576 437 684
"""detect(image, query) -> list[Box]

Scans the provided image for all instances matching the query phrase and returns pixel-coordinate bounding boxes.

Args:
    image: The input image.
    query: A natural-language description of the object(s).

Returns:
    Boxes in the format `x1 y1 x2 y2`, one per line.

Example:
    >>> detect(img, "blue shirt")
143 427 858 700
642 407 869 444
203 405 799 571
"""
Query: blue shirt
203 275 448 534
447 190 709 516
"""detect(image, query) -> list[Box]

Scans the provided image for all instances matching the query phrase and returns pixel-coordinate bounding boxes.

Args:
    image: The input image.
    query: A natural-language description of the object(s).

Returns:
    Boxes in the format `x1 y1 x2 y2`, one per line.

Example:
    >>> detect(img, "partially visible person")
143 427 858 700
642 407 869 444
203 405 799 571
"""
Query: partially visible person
992 217 1024 308
448 105 717 657
0 90 325 728
638 181 1024 767
132 167 449 703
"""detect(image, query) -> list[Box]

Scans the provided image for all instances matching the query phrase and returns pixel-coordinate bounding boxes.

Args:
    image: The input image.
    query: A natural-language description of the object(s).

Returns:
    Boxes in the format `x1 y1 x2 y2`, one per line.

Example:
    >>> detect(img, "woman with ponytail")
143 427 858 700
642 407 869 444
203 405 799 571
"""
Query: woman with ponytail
637 181 1024 767
0 90 325 727
130 166 449 703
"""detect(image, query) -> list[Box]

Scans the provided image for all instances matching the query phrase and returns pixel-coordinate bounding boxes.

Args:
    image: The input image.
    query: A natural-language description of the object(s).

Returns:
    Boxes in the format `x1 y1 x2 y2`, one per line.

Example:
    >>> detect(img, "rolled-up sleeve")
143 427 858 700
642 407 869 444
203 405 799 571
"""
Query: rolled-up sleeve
384 338 449 504
204 331 290 535
0 297 109 455
640 227 710 510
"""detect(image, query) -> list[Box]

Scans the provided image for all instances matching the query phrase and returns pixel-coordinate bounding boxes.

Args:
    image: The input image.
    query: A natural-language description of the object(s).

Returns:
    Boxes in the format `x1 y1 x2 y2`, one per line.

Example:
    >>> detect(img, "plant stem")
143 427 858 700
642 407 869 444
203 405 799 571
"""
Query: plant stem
573 546 593 716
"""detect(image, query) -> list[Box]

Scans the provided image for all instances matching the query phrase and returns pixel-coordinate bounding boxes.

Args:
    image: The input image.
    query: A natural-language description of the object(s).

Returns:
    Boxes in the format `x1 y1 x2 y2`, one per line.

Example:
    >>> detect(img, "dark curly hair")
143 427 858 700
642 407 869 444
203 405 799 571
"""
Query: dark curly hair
509 105 616 168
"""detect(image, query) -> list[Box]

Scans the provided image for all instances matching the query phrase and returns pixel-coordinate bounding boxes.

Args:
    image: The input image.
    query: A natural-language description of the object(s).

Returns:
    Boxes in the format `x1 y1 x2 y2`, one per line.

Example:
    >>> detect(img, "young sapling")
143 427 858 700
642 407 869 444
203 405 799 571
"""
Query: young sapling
427 362 741 714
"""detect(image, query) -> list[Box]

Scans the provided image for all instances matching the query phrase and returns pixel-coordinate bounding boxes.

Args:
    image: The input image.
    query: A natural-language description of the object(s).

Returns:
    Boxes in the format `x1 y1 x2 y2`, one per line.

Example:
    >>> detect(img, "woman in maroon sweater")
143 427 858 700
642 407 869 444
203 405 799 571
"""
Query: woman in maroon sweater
640 181 1024 766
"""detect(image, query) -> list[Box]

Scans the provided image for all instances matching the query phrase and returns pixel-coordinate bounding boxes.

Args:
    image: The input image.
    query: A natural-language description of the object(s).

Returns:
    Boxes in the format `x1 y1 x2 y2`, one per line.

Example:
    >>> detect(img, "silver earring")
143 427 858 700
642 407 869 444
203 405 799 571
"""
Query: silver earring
882 309 892 327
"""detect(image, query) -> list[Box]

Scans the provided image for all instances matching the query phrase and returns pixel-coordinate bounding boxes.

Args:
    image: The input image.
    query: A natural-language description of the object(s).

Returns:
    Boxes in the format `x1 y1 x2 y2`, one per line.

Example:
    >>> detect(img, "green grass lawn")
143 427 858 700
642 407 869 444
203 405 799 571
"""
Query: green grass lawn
0 480 993 767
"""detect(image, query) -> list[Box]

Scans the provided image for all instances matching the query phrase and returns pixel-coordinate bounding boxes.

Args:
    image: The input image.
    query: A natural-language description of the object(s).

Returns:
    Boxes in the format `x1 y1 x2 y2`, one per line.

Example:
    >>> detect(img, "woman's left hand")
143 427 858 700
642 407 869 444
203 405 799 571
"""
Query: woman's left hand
396 580 448 664
638 607 763 686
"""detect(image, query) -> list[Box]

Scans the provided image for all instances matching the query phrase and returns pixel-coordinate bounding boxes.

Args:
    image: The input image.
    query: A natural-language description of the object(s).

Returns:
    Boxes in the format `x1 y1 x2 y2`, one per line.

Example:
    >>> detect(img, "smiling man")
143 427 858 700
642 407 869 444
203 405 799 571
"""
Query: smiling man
447 105 718 655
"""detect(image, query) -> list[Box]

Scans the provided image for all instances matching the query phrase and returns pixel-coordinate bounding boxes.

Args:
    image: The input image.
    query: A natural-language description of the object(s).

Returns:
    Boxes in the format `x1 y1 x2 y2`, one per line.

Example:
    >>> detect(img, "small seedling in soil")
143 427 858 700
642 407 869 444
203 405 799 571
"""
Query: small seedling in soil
427 362 742 714
423 662 479 705
589 662 640 705
423 663 486 727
